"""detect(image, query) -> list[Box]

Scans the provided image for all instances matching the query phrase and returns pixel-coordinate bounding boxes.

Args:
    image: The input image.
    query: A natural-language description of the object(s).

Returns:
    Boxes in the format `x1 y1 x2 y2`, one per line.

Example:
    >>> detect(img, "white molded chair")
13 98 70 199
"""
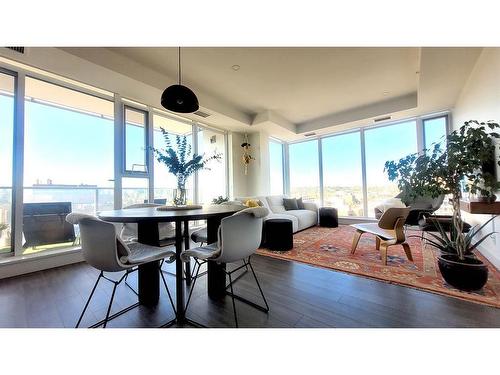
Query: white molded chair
181 207 270 327
66 213 176 328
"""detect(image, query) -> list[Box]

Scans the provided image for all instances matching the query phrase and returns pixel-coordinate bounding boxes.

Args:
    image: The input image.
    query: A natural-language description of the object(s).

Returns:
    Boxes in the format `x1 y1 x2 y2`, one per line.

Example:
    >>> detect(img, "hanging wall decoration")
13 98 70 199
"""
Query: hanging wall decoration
241 134 255 175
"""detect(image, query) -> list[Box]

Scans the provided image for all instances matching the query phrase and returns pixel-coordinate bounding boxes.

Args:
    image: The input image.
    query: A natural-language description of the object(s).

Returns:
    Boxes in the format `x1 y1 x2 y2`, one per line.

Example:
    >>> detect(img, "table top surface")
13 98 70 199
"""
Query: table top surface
98 204 244 223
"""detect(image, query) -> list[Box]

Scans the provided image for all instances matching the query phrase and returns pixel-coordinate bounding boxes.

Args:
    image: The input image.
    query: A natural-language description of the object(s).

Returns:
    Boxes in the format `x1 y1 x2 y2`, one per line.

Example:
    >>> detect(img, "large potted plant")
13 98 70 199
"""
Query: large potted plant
151 128 221 206
384 120 500 291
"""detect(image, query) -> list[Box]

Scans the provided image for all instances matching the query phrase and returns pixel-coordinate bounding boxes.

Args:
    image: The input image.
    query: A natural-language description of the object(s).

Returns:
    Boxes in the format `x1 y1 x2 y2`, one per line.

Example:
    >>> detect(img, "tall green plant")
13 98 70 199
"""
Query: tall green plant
384 120 500 260
151 127 221 192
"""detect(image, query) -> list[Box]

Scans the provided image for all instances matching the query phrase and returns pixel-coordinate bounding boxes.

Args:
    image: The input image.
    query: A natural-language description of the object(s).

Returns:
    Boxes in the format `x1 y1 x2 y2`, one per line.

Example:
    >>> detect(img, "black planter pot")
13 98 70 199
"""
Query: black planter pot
438 254 488 291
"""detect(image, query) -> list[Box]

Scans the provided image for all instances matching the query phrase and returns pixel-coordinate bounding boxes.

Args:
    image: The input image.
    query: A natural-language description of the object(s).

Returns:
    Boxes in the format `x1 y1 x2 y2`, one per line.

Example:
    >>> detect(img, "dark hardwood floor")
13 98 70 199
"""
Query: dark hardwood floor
1 254 499 328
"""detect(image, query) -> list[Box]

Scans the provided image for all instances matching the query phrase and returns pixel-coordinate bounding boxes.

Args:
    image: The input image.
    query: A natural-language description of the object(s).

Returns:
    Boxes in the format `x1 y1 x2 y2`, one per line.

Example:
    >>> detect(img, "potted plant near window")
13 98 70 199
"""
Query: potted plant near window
384 120 500 291
151 128 221 206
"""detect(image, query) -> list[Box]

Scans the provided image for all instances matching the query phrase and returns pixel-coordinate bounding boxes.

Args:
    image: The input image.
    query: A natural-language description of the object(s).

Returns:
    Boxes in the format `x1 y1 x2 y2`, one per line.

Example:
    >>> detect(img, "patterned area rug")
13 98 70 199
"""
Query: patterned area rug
257 225 500 308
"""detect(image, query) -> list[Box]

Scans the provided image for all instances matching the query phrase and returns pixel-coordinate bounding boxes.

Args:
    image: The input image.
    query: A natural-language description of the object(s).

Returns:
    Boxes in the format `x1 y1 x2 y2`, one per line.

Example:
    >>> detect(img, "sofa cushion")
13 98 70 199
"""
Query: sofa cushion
283 198 299 211
265 213 299 233
284 209 318 231
296 197 305 209
266 195 287 213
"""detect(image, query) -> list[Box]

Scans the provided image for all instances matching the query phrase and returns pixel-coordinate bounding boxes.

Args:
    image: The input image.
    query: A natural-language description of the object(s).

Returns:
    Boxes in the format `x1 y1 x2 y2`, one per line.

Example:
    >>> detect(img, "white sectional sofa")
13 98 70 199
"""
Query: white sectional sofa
235 195 318 233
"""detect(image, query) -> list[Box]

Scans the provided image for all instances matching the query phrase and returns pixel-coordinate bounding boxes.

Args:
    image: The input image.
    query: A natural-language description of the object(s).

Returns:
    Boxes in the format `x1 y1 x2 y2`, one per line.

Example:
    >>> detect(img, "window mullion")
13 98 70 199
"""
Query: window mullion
360 129 368 217
12 72 25 256
114 95 123 209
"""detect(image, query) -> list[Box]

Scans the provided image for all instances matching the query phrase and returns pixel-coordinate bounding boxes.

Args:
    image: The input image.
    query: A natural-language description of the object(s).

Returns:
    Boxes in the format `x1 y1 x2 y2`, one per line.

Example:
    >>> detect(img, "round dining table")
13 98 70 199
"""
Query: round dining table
98 204 243 325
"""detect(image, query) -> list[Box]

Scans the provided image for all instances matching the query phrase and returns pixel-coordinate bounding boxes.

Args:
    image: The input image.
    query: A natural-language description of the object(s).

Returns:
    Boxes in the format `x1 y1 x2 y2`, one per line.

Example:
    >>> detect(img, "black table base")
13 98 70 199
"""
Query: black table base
98 205 242 327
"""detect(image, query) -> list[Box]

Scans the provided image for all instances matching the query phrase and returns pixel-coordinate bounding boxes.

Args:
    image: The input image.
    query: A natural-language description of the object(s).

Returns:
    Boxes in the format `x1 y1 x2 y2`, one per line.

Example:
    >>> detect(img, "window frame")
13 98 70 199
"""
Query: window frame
123 105 150 177
0 67 17 256
283 113 449 218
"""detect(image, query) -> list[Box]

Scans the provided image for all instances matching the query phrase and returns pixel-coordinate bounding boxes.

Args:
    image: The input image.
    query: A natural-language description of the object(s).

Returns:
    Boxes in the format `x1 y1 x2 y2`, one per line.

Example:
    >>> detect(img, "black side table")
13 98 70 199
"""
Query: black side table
319 207 338 228
264 219 293 251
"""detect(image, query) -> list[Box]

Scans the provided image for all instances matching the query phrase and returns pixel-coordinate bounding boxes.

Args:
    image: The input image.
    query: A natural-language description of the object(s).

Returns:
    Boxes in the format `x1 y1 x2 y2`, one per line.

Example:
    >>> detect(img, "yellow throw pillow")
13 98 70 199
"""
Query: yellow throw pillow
244 199 261 208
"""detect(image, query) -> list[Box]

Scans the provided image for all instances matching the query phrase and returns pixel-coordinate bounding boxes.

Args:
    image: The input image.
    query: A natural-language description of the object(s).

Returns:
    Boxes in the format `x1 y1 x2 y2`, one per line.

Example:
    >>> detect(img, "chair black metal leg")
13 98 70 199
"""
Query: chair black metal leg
184 260 202 314
76 272 102 328
103 282 118 328
159 264 176 315
227 272 238 328
247 258 269 311
124 268 139 296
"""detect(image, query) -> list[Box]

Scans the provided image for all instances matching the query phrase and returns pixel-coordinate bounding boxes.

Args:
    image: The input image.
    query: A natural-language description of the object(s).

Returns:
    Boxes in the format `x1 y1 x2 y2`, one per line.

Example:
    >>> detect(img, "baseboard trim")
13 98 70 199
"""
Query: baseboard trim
0 248 84 279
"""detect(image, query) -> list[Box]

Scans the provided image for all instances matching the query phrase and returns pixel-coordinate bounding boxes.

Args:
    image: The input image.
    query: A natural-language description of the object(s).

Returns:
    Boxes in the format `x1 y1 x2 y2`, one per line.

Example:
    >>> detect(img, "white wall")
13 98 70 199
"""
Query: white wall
228 130 272 199
453 47 500 268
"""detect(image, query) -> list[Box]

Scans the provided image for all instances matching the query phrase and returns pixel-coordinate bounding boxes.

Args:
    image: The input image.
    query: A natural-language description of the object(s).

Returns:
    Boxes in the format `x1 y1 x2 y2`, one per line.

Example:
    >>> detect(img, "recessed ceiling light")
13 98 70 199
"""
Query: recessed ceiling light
231 64 241 71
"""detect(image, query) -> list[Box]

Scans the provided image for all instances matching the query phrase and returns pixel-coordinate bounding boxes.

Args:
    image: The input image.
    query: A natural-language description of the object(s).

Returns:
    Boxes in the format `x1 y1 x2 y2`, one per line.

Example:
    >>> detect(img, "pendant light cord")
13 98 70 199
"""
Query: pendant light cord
178 47 181 85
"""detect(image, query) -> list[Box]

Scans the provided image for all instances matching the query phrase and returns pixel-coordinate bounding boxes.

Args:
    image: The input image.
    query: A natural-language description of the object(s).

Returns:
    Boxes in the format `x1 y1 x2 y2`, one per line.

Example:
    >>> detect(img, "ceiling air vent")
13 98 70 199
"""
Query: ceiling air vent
6 47 25 54
193 110 210 118
374 116 391 123
304 132 316 137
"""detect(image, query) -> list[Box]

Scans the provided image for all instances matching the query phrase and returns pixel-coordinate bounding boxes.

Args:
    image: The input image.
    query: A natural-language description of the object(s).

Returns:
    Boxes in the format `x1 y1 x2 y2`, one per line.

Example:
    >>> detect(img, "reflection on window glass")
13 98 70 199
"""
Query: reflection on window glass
125 107 147 172
269 141 284 195
23 77 114 254
198 128 226 204
322 132 364 216
289 140 320 203
0 72 14 254
424 116 447 152
365 121 417 217
152 114 193 204
122 177 149 207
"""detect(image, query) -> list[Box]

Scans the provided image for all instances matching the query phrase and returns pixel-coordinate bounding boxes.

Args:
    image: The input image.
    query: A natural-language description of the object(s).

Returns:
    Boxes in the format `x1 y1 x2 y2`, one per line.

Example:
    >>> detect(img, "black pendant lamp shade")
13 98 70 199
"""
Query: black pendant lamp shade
161 47 199 113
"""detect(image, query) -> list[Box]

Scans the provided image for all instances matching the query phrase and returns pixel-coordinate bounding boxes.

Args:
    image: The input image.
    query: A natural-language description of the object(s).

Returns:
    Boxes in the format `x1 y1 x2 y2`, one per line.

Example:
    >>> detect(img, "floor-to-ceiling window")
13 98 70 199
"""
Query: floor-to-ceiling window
122 106 150 206
269 140 284 195
152 113 193 204
198 126 226 204
0 72 15 254
23 77 115 253
363 120 418 217
424 115 448 151
284 116 442 217
322 132 364 216
289 139 320 203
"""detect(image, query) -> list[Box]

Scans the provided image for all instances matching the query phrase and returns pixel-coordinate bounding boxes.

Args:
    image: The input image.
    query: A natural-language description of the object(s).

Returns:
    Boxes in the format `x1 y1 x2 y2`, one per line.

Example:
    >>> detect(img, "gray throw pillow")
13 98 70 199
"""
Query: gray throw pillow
296 197 305 209
283 198 299 210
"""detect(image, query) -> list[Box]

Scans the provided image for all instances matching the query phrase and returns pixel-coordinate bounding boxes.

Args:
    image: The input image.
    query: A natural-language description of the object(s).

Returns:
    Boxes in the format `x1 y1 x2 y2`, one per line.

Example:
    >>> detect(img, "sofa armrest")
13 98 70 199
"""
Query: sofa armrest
303 202 318 213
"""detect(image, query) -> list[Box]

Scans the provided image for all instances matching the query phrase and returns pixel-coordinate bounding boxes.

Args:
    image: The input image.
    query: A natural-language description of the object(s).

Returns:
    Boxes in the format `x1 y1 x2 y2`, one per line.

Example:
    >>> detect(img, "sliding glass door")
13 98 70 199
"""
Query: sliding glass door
0 72 15 254
23 77 115 254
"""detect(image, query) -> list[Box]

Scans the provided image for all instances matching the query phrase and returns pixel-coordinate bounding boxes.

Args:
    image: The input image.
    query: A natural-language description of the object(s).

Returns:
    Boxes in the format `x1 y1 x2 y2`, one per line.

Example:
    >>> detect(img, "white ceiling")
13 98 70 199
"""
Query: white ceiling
109 47 419 124
61 47 483 140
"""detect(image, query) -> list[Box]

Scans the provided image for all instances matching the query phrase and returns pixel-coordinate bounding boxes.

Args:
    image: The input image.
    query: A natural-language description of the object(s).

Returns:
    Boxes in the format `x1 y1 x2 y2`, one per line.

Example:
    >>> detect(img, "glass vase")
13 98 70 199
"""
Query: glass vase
173 183 187 206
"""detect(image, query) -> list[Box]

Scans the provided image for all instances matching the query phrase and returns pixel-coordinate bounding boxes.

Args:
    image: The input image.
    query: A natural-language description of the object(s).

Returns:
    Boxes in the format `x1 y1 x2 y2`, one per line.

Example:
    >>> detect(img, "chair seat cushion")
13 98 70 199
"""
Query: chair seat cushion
351 223 396 240
124 242 176 265
181 243 220 262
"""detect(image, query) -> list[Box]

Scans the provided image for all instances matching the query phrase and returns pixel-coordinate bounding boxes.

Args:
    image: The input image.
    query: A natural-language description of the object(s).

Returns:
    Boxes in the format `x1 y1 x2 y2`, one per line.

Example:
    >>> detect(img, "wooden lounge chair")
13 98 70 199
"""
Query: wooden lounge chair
350 207 412 265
